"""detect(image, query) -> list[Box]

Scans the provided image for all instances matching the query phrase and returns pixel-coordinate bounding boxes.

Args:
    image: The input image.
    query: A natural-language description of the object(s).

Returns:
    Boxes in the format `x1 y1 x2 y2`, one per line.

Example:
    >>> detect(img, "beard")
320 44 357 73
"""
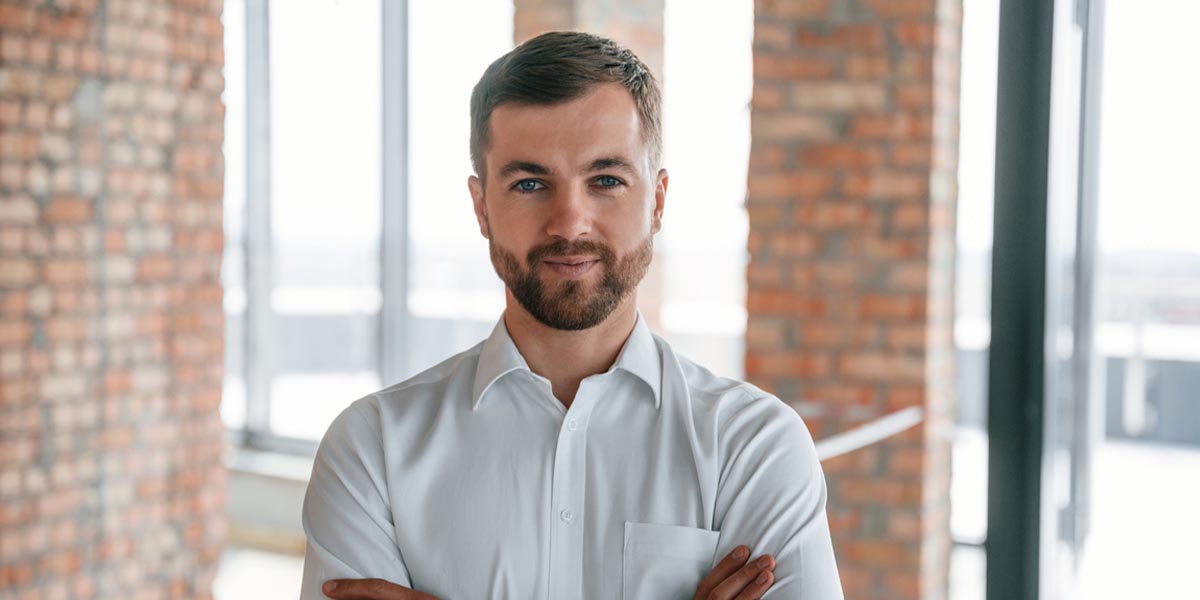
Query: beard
488 228 654 331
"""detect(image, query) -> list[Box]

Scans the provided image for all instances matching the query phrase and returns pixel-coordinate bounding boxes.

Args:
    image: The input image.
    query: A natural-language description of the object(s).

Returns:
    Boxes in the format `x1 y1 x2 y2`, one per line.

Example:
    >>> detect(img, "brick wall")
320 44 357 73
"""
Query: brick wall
0 0 227 597
746 1 960 599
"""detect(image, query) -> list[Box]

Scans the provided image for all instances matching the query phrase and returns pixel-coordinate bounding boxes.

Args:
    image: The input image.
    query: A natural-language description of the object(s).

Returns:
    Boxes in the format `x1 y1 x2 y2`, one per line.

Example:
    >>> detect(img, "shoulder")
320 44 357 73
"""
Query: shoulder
320 340 486 442
373 340 485 409
665 338 801 426
663 340 815 458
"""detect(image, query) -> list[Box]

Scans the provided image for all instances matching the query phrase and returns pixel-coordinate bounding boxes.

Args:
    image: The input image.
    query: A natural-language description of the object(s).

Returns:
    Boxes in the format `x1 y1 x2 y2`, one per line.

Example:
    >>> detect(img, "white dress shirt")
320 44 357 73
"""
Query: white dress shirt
299 310 843 599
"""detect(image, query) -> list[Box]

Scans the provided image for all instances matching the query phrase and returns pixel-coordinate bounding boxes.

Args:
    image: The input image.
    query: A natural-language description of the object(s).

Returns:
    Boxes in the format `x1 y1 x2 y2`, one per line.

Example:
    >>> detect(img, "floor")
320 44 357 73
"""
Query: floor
213 546 304 600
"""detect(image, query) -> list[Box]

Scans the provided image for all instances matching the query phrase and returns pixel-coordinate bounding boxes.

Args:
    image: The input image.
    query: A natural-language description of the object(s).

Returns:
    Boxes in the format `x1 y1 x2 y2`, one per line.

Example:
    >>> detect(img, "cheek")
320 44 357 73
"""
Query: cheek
490 201 543 230
483 207 519 241
625 199 656 235
491 226 537 262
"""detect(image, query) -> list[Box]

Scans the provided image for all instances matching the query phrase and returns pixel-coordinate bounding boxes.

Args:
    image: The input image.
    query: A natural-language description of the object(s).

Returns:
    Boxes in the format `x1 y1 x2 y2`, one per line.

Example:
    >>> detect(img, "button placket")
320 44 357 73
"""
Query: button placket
545 382 600 600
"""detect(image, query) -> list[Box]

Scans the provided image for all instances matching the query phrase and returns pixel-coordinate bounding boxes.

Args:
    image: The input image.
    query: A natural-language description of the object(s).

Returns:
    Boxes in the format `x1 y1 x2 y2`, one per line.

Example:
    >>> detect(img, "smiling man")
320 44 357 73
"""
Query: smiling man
298 31 843 600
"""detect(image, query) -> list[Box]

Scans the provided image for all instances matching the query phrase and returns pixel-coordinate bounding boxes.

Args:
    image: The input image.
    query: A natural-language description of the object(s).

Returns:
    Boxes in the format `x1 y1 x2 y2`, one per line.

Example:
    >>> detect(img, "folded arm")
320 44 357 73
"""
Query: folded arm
299 397 414 599
711 393 845 599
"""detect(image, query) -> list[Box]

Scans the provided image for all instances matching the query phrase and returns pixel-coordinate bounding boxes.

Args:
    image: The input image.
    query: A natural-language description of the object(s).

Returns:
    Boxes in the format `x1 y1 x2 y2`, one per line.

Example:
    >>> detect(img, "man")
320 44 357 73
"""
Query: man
299 31 843 600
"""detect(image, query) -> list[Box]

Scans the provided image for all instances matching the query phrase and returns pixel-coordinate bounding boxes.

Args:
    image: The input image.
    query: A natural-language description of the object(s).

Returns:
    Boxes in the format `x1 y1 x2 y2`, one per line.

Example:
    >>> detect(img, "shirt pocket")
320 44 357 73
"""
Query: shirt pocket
622 521 720 600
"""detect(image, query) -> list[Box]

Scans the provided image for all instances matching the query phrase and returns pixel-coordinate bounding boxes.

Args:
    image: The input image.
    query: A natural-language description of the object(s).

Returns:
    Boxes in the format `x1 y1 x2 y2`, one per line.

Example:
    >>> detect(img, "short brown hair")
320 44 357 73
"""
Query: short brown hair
469 31 663 179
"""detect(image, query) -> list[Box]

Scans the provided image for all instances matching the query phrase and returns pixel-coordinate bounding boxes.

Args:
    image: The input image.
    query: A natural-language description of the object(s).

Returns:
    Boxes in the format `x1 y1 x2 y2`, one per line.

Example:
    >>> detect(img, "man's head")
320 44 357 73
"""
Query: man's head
469 31 663 179
467 32 667 331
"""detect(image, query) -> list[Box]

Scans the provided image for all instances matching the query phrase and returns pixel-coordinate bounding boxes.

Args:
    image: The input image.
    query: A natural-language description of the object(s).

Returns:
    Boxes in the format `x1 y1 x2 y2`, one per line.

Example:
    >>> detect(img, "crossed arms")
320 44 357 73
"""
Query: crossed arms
298 397 843 599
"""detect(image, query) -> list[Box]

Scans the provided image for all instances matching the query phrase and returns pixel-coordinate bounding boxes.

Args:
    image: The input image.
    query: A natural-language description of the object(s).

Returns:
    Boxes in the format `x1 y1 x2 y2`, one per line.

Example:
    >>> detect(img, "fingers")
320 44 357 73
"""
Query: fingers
694 545 752 599
322 578 441 600
732 565 774 600
708 553 775 600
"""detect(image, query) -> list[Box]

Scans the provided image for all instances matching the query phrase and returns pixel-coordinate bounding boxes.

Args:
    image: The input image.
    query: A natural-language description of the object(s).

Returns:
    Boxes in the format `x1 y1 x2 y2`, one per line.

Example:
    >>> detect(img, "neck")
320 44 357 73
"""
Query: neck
503 294 639 410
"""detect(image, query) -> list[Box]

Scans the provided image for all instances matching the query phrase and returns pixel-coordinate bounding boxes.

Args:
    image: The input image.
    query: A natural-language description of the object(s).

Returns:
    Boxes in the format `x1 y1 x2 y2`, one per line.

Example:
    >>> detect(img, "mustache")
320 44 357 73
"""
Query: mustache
527 239 616 265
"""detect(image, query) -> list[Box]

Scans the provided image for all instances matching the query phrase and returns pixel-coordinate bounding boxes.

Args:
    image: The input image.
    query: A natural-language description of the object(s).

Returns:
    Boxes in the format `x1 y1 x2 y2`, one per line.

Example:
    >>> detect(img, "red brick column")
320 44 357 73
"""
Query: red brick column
0 0 227 596
513 0 664 77
745 1 960 599
511 0 666 330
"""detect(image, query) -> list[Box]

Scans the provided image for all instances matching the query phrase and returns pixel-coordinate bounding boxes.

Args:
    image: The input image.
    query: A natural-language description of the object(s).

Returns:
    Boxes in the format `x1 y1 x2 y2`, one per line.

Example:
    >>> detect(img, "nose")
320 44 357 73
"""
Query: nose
544 182 592 241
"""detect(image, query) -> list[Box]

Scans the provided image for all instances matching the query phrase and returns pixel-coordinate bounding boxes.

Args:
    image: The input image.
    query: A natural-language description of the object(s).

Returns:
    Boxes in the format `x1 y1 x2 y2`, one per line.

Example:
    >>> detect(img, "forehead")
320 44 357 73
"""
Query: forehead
487 83 646 175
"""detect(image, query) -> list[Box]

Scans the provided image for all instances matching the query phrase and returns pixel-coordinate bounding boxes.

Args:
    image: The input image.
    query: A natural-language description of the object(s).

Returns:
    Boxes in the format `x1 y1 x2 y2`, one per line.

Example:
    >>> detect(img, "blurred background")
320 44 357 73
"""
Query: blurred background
1 0 1197 598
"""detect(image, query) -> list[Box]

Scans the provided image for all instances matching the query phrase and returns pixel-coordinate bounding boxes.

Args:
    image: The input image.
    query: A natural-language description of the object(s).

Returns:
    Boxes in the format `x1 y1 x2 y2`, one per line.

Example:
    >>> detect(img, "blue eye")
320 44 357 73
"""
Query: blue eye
597 176 622 188
514 179 544 193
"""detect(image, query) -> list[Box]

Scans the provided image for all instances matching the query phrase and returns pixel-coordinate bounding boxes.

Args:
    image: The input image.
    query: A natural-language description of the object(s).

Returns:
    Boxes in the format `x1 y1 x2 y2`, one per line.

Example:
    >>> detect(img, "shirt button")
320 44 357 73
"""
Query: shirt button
566 418 578 431
560 509 574 523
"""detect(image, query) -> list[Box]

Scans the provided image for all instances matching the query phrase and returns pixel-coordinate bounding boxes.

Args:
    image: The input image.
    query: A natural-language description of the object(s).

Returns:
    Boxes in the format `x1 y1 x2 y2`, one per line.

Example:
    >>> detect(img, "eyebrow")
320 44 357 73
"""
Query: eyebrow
583 156 638 175
496 156 639 180
498 161 551 179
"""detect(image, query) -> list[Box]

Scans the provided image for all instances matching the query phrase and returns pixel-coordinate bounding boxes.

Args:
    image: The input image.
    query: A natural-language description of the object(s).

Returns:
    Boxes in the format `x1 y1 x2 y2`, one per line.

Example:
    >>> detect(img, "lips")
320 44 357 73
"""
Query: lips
542 256 600 277
544 256 598 266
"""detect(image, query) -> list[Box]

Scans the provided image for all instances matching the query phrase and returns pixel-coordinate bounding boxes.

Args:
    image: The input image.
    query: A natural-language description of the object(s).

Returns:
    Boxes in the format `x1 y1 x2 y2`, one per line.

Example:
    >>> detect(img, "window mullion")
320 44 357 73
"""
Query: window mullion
380 0 411 386
244 0 273 442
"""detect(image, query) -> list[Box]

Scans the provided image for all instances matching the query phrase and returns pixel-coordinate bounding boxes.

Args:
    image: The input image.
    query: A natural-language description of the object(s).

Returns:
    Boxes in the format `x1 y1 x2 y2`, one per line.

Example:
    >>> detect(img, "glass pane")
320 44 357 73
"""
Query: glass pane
661 0 753 380
1077 1 1200 597
950 0 998 597
267 0 382 439
221 0 247 431
405 0 513 377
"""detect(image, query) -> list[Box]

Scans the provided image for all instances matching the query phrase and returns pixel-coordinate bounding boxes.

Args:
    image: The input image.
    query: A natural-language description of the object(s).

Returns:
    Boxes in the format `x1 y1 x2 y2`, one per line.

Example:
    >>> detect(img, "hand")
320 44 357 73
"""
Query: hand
693 545 776 600
321 578 440 600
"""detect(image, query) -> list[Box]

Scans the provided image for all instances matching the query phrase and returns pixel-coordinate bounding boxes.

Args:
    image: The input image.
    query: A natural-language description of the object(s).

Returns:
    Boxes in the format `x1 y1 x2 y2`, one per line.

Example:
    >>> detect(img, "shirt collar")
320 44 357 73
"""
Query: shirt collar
471 310 662 411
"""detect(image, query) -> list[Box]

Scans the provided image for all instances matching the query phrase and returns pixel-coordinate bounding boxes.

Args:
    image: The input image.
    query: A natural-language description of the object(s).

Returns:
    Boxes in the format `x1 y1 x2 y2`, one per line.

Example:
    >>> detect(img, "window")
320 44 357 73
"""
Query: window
1071 1 1200 596
403 0 514 375
950 0 998 597
661 0 754 378
221 0 514 451
266 0 383 440
222 0 386 449
221 0 247 432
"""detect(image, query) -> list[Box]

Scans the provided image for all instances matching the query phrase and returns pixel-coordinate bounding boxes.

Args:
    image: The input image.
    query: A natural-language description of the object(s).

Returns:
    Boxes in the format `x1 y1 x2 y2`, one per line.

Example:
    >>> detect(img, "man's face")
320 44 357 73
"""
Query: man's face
468 83 667 331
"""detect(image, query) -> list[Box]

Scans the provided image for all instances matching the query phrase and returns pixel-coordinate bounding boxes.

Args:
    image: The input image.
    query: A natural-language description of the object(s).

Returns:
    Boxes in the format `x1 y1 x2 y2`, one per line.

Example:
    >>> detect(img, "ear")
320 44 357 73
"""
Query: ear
652 168 668 235
468 174 489 239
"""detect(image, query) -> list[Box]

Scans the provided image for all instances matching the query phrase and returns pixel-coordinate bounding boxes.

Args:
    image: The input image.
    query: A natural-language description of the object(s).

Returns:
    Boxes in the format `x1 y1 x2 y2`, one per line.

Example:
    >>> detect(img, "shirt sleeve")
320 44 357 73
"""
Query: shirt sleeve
299 396 413 599
712 393 845 599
